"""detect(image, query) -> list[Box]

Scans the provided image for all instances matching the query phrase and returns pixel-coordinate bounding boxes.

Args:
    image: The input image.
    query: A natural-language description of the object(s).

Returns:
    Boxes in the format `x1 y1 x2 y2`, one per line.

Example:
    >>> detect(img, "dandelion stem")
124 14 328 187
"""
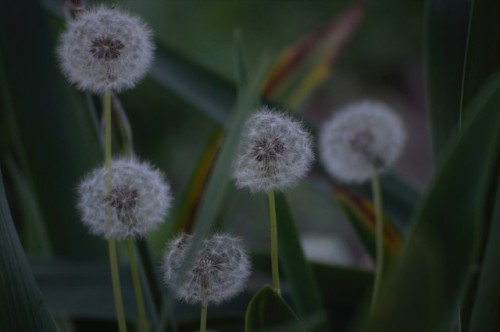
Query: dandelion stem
127 237 149 332
109 238 128 332
200 304 208 332
370 167 384 314
267 189 281 295
105 90 127 332
105 90 112 170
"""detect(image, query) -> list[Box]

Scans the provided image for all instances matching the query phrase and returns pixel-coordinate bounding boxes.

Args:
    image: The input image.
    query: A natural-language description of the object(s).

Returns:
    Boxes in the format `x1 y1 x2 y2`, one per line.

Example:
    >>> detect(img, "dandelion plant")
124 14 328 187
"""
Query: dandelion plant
233 107 314 294
319 100 406 312
57 5 156 331
162 233 251 332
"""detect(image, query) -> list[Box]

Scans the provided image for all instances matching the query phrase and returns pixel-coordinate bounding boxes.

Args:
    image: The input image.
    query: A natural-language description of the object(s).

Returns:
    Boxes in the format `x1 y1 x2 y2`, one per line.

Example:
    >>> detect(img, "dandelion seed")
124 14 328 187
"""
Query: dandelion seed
319 100 406 183
56 5 154 93
233 107 314 193
77 158 172 239
162 233 251 305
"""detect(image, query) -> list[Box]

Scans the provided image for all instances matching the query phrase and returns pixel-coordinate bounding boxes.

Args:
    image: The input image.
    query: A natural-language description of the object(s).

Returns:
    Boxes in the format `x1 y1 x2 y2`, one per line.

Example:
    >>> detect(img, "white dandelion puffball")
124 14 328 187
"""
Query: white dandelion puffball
57 5 154 93
319 100 406 183
162 233 251 305
233 107 314 193
77 158 172 239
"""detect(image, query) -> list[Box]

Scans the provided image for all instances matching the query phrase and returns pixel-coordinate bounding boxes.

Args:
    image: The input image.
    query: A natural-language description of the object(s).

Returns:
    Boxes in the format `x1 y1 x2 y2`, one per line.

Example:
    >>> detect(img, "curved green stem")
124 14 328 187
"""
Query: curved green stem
370 168 384 314
200 304 208 332
267 189 281 295
105 90 127 331
127 237 149 332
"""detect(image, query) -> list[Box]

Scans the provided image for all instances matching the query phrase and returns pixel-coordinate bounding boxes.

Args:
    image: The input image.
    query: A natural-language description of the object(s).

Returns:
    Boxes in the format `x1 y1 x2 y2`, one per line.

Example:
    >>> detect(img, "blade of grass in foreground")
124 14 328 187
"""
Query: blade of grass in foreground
245 286 304 332
425 0 472 159
0 169 58 332
461 0 500 119
355 71 500 332
175 32 266 295
276 193 329 332
468 176 500 332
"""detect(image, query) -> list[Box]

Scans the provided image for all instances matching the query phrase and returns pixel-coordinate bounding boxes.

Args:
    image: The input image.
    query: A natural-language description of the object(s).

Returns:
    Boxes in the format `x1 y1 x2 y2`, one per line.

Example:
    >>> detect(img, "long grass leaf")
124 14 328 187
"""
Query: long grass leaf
356 71 500 332
461 0 500 117
0 170 58 331
262 1 365 110
468 177 500 332
276 193 329 331
425 0 472 159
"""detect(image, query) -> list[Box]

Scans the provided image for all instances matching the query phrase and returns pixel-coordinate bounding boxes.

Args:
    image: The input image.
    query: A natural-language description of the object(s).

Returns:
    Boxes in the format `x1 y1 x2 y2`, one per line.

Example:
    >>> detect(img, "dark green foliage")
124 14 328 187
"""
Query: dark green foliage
0 171 58 331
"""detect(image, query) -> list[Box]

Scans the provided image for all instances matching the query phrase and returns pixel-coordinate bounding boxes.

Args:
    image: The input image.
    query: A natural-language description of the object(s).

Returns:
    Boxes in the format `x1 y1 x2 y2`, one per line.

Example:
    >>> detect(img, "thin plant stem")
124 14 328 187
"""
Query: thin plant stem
109 238 128 332
105 91 112 170
200 304 208 332
267 189 281 295
370 167 384 314
127 237 149 332
105 90 127 332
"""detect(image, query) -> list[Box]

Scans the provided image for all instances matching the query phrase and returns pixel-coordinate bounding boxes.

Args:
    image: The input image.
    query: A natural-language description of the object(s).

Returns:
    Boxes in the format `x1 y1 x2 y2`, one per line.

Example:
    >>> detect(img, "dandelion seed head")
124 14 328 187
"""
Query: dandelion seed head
57 5 154 93
233 107 314 193
319 100 406 183
162 233 251 305
77 158 172 239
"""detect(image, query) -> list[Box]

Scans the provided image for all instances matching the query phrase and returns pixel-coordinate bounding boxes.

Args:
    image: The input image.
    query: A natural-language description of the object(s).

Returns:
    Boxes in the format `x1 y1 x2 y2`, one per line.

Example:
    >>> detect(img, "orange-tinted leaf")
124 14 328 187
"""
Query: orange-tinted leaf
175 129 225 233
262 1 365 109
334 186 403 261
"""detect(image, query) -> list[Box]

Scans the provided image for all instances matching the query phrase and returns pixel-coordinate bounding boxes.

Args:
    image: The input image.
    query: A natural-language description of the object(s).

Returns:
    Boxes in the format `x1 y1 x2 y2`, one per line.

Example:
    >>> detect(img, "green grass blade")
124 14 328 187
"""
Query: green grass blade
180 34 263 250
276 192 329 332
461 0 500 117
468 176 500 332
0 170 58 332
356 72 500 332
252 252 373 329
168 128 225 235
262 1 365 111
425 0 472 159
3 155 52 255
334 186 404 263
245 286 304 332
174 34 266 297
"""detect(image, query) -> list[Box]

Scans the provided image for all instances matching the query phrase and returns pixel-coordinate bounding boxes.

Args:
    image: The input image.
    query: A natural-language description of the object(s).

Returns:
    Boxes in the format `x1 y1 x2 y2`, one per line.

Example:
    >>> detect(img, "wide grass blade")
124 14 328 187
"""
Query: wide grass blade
176 33 265 288
334 187 403 263
468 177 500 332
245 286 304 332
461 0 500 117
169 129 225 234
356 71 500 332
2 155 52 255
276 193 329 331
0 170 58 331
425 0 472 159
186 33 260 238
